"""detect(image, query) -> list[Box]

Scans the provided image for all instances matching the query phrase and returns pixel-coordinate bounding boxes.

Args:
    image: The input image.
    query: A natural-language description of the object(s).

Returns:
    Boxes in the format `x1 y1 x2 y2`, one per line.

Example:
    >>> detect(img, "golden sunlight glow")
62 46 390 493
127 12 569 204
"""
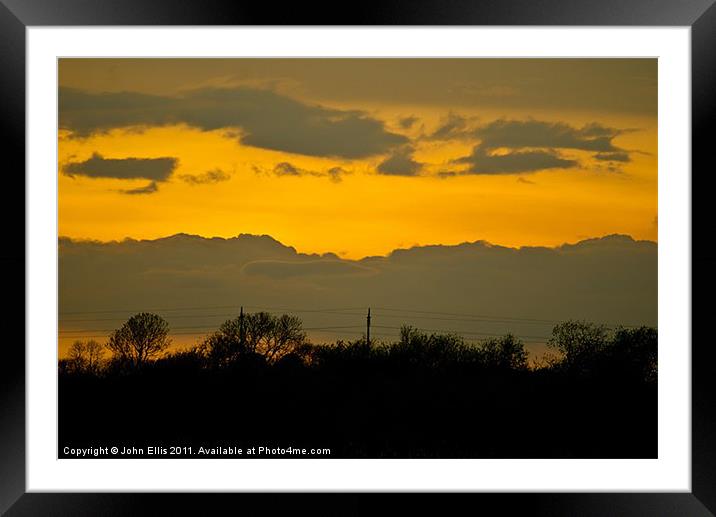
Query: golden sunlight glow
59 59 657 259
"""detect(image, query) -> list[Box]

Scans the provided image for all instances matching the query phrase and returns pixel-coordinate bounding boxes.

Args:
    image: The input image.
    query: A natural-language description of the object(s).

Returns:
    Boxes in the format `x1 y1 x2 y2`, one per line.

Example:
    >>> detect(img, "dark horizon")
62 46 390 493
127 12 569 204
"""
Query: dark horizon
59 311 657 459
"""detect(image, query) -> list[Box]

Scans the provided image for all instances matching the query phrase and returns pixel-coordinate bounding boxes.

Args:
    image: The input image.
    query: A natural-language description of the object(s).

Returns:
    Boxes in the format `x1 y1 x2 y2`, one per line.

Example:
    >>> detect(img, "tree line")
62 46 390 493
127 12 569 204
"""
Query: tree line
60 311 657 383
59 311 657 458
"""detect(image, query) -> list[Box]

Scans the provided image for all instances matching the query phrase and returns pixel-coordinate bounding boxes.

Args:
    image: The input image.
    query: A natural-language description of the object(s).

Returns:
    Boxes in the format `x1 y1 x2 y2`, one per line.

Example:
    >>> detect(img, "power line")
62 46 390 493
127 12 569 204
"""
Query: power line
373 306 557 323
59 324 543 337
59 304 364 316
59 324 365 334
244 305 365 314
61 313 238 323
60 309 555 327
59 326 550 343
61 309 367 323
372 325 550 341
364 311 554 326
59 304 241 316
58 328 386 340
372 306 646 329
59 303 648 329
57 303 651 343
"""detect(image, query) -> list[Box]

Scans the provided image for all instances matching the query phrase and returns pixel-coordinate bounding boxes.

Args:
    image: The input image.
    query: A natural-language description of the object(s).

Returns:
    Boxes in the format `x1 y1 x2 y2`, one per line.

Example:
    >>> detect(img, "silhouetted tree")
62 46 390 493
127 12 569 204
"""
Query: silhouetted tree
153 347 206 374
67 339 105 375
200 327 243 367
609 326 658 382
399 325 421 346
310 338 376 369
480 334 528 370
394 325 470 369
264 314 306 362
106 312 171 369
548 320 608 373
244 311 274 354
201 311 306 366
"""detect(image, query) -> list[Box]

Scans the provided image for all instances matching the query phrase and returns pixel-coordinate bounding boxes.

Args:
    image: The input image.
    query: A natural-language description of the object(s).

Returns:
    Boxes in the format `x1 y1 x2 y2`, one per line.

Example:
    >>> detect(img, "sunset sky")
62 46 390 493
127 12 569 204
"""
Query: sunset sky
58 59 657 260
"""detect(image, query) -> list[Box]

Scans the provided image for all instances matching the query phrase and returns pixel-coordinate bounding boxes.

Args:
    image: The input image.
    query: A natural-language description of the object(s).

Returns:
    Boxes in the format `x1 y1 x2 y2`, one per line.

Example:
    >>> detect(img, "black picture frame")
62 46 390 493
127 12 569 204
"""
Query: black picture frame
2 1 714 514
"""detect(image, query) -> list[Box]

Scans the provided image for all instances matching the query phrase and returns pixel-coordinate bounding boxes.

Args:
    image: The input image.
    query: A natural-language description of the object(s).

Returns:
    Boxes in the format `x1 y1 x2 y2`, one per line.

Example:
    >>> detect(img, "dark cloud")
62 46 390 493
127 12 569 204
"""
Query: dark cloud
258 162 350 183
438 118 633 176
429 113 471 140
594 152 631 163
428 117 632 176
63 153 178 181
179 168 231 185
59 86 407 159
517 177 537 185
398 116 419 129
593 162 625 174
377 146 422 176
274 162 302 177
327 167 350 183
59 59 657 116
121 181 159 195
454 147 577 175
474 119 623 152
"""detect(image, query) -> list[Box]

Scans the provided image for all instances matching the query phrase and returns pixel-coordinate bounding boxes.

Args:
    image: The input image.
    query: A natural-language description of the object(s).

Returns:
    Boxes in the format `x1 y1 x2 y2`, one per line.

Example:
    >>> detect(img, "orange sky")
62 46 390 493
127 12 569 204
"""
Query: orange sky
58 59 657 259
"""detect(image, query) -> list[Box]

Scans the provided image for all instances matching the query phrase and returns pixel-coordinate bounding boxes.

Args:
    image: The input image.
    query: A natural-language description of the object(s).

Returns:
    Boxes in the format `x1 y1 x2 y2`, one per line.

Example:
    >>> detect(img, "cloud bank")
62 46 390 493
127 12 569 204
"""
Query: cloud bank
473 120 624 152
59 233 657 350
59 86 407 159
445 119 632 176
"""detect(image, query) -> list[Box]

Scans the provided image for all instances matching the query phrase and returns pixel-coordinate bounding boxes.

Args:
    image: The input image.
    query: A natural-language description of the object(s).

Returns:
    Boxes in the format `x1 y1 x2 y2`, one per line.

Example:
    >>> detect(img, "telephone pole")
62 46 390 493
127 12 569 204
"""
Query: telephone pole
366 307 371 346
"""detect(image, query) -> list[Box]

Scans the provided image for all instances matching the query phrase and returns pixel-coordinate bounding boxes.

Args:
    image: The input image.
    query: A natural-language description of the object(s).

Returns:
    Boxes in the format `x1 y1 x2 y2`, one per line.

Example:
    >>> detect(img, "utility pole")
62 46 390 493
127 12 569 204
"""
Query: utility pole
366 307 371 346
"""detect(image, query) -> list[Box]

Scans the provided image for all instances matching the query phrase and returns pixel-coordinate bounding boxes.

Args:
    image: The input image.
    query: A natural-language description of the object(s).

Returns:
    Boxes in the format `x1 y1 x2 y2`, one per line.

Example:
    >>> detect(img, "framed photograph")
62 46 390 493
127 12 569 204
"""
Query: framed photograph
3 0 715 514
